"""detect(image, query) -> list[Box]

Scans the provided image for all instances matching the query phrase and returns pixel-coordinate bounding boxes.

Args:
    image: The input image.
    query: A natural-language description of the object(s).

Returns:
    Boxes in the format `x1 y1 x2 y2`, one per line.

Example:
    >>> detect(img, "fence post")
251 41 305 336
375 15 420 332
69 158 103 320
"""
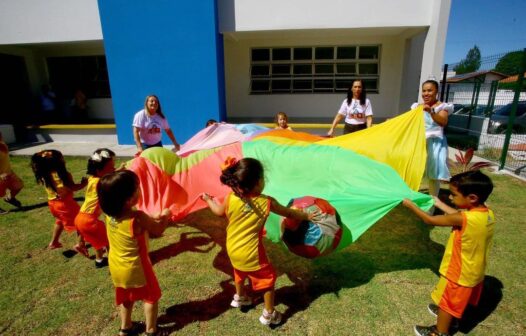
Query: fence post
499 48 526 170
440 64 448 101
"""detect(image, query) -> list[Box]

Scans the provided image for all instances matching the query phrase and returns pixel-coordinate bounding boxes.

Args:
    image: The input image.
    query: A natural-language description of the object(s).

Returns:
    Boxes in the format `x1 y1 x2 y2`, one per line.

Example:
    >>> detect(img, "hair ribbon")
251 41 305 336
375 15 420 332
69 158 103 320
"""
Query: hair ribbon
221 156 238 171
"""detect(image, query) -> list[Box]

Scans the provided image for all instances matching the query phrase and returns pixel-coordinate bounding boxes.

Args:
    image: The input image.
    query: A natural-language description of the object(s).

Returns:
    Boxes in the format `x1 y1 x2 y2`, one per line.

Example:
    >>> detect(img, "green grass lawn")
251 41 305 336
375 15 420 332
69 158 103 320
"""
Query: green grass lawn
1 156 525 335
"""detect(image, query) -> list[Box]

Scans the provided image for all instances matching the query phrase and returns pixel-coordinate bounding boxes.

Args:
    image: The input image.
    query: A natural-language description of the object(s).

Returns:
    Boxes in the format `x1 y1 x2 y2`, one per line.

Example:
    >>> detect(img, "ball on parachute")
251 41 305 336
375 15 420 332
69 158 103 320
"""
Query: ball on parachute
281 196 342 259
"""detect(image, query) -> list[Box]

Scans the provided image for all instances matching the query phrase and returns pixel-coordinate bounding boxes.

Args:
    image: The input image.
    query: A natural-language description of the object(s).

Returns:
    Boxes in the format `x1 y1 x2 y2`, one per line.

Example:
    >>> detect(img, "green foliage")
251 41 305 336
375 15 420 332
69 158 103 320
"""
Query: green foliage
453 45 482 74
494 51 524 75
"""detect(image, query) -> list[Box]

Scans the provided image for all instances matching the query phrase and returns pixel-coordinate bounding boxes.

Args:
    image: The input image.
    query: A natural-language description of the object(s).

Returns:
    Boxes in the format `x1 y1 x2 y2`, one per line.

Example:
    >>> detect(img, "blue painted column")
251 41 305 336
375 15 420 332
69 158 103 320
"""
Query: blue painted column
98 0 226 145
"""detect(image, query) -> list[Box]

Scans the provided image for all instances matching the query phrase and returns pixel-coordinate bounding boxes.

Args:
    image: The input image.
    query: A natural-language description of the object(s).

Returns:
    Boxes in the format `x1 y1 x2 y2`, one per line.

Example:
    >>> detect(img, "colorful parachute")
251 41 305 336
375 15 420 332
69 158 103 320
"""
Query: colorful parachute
128 107 432 254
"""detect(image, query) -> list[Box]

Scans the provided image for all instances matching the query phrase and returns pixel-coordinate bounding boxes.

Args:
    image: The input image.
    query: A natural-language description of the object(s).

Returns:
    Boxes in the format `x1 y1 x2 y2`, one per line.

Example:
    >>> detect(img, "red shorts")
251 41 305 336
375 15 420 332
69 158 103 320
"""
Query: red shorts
431 276 483 318
233 264 277 292
74 212 109 250
0 173 23 197
48 198 80 232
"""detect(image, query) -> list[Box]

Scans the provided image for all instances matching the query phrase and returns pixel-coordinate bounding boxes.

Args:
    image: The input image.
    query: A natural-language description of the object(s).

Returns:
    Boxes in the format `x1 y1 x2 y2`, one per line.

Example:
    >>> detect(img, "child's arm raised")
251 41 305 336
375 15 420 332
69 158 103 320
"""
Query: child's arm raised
201 193 226 216
402 199 462 227
135 209 170 238
269 197 319 221
432 196 458 215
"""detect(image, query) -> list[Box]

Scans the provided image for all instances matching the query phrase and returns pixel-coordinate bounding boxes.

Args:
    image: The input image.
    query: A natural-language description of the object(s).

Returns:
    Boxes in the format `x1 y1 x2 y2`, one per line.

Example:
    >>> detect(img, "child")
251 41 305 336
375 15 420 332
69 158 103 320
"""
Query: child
274 112 293 131
74 148 116 268
0 131 24 213
97 170 170 336
403 170 495 336
201 157 318 326
205 119 218 127
31 150 88 252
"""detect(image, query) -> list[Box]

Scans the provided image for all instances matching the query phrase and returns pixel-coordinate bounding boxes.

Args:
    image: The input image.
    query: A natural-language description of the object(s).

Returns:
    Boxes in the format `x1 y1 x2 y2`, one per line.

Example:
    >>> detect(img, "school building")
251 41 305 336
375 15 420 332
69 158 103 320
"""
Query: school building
0 0 451 144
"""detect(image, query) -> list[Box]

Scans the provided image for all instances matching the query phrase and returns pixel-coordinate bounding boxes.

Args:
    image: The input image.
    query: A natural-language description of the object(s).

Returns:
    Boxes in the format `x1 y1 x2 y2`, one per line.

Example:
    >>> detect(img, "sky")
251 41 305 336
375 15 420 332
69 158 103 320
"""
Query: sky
444 0 526 64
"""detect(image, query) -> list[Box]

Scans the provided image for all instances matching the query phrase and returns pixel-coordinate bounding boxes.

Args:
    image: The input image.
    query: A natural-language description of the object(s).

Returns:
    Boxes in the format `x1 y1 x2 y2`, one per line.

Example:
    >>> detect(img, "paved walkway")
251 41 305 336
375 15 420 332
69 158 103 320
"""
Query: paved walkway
10 141 142 157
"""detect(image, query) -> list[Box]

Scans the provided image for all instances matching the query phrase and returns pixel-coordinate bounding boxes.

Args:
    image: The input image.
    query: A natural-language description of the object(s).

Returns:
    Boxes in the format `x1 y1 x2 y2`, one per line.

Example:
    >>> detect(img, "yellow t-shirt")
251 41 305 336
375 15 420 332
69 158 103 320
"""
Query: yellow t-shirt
80 176 100 215
439 208 496 287
45 172 65 200
106 215 148 288
225 193 270 272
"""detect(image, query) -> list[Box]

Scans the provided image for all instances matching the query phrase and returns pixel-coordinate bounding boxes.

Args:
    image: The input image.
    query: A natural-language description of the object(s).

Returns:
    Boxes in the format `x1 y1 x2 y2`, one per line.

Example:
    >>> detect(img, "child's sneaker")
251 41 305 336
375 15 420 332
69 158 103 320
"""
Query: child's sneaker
95 258 108 268
74 244 90 258
414 325 449 336
259 308 282 326
230 294 251 308
0 207 8 215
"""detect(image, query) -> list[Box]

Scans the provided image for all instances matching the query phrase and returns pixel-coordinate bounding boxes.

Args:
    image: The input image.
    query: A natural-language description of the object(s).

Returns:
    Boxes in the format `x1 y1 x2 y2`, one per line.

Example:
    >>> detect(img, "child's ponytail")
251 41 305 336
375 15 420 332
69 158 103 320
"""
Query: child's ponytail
30 150 74 192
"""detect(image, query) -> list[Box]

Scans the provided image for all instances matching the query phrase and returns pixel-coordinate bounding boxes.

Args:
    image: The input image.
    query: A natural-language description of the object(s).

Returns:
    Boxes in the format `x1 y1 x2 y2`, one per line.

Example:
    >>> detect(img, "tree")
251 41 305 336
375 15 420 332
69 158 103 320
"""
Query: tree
494 50 524 75
453 45 481 74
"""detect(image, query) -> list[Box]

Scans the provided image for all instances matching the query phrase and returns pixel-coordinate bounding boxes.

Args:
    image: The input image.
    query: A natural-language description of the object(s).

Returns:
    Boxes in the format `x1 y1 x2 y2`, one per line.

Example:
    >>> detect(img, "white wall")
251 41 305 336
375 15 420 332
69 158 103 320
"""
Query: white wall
224 30 408 121
0 0 102 45
219 0 432 32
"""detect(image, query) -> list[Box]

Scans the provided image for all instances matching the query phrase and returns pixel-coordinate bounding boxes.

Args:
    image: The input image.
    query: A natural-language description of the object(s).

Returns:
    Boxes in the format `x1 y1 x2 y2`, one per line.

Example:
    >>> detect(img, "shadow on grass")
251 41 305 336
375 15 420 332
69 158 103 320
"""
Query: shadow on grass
6 196 85 212
155 204 449 332
456 276 503 334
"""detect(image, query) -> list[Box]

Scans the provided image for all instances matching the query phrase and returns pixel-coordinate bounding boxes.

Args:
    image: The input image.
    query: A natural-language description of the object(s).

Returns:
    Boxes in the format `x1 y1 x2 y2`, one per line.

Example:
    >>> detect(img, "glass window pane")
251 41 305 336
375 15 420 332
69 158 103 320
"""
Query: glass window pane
315 47 334 60
251 80 270 92
337 47 356 59
251 65 269 77
315 64 333 75
293 48 312 60
359 63 378 75
335 79 354 90
252 49 270 61
272 48 291 61
293 80 312 91
359 46 379 59
293 64 312 75
314 79 334 91
271 79 291 91
272 64 291 76
336 63 356 74
362 79 378 91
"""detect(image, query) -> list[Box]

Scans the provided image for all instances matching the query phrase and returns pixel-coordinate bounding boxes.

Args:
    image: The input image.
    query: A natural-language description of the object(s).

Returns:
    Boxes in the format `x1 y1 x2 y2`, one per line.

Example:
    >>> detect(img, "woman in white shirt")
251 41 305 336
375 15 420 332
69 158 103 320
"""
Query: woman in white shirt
411 80 454 199
132 95 180 153
328 80 373 136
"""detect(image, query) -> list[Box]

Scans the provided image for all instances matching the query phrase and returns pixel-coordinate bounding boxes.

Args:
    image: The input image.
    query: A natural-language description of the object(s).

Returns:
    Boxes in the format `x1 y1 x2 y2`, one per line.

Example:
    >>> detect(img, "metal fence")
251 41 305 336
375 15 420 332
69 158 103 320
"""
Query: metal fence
442 48 526 176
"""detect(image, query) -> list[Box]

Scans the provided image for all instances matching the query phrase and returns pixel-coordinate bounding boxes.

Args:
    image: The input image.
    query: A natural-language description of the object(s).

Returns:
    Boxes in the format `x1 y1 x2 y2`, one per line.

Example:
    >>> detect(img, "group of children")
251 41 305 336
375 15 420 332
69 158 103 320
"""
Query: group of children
1 125 496 336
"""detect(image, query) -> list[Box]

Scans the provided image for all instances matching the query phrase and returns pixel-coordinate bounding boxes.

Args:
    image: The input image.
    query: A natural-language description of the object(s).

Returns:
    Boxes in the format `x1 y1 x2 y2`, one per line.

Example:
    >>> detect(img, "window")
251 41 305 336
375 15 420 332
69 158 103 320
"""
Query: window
250 45 380 94
47 56 111 98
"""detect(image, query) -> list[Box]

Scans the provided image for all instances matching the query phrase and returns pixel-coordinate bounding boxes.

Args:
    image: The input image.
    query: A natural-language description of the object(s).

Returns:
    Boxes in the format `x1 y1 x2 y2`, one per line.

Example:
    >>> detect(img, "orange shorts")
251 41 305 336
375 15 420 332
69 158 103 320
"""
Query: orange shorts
431 276 483 318
233 264 276 292
48 198 80 232
0 173 23 197
74 212 109 250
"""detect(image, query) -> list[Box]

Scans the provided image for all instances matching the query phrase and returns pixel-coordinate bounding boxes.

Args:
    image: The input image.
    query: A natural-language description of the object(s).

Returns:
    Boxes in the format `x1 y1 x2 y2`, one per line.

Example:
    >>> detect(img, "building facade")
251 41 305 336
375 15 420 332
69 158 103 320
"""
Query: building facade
0 0 451 144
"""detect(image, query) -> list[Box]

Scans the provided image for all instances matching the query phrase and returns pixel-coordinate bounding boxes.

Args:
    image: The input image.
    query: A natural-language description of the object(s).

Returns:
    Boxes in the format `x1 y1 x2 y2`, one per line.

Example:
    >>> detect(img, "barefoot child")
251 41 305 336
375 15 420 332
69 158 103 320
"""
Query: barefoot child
31 150 88 252
202 157 318 326
74 148 116 267
97 170 170 336
0 131 24 213
403 171 495 336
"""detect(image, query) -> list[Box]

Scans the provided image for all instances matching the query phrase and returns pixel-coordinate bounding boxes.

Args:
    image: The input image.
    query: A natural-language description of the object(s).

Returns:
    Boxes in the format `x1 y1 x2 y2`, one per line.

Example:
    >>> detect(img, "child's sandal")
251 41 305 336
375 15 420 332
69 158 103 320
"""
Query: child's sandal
118 321 144 336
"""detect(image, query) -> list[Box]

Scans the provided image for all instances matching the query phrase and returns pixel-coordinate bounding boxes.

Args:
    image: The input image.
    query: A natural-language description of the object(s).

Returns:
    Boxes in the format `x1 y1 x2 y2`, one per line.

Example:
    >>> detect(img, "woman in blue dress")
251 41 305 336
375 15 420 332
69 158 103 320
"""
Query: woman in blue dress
411 80 453 200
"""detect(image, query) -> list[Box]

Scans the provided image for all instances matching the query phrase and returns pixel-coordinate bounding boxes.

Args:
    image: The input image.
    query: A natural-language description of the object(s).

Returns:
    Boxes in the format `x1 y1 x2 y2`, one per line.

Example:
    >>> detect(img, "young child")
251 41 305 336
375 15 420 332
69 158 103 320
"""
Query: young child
0 131 24 213
31 150 88 252
403 170 495 336
274 112 293 131
74 148 116 268
201 157 318 326
97 170 170 336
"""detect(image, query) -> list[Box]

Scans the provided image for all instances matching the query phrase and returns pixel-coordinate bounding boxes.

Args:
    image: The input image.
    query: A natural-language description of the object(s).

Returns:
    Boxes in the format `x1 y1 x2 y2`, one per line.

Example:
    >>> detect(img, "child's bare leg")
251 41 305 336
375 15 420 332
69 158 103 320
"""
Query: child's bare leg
235 280 246 297
436 307 453 334
120 301 134 331
144 301 158 333
263 288 275 313
49 224 63 246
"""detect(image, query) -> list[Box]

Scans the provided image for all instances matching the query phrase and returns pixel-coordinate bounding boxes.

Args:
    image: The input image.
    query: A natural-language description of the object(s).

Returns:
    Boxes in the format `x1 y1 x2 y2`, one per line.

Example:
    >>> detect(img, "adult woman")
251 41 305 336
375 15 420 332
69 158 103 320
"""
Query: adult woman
132 95 180 153
328 80 373 136
411 80 453 199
